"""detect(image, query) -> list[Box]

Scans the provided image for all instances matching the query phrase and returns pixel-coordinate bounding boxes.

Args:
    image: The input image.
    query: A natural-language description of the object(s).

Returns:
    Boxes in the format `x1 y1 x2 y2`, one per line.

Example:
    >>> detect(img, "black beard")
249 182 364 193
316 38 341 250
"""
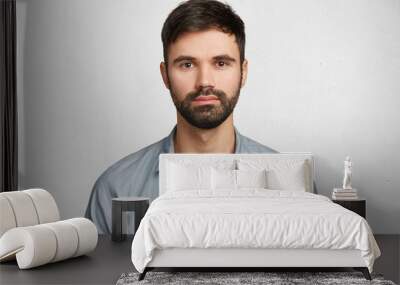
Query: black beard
168 80 242 130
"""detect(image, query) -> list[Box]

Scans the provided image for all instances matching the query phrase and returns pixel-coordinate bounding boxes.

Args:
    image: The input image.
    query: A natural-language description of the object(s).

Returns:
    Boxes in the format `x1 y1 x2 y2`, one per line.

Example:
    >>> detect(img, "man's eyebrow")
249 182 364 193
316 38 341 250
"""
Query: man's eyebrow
172 56 196 64
213 55 236 62
172 54 237 65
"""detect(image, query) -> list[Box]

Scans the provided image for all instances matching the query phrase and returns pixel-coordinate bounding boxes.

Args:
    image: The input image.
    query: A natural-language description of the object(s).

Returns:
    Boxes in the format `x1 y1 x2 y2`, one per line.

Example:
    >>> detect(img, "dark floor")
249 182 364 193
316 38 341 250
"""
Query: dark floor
0 234 398 284
142 235 400 284
374 234 400 284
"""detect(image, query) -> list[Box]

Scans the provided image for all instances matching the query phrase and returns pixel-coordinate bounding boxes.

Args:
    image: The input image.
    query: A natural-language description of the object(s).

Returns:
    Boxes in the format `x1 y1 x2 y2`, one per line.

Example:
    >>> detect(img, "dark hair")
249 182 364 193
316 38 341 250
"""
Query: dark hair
161 0 245 65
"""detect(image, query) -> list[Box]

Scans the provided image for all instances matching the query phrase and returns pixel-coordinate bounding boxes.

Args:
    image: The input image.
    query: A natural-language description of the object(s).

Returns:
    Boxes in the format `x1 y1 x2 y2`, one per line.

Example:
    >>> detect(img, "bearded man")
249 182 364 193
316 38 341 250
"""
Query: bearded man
85 0 277 234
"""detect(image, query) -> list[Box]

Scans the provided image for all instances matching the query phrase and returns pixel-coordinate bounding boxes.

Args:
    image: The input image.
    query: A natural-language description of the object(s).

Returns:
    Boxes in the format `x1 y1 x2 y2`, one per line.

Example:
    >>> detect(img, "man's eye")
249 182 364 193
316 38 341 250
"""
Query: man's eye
180 62 193 69
216 61 229 67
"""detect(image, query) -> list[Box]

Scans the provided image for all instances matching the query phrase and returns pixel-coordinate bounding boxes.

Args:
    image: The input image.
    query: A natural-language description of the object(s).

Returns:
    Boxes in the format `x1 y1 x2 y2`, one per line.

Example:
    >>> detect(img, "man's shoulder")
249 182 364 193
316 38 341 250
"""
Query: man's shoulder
95 137 166 188
239 133 278 154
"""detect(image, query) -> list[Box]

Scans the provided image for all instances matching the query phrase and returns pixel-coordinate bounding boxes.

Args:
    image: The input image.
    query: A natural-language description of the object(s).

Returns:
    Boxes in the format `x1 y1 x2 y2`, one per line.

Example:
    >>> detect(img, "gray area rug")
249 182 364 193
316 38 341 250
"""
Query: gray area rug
116 271 397 285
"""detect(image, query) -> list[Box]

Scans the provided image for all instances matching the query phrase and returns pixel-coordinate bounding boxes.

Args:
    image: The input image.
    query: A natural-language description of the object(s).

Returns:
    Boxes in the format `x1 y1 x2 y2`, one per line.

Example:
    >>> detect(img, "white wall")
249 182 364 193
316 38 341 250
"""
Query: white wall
16 0 400 233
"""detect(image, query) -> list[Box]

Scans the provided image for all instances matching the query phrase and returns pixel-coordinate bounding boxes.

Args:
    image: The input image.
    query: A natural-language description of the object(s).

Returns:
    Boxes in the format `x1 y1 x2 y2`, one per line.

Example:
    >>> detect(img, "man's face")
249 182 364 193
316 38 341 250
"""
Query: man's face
160 28 248 129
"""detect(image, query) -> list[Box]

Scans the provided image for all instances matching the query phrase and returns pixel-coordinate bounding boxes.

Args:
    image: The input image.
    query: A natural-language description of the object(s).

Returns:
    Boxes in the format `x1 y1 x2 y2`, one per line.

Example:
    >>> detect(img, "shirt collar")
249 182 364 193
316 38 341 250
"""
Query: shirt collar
161 124 242 155
160 124 177 154
157 124 242 173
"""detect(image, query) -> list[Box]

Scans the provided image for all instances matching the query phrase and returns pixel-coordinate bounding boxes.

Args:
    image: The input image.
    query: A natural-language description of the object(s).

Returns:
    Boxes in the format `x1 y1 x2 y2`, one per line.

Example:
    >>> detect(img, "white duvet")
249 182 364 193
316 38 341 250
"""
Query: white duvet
131 189 380 273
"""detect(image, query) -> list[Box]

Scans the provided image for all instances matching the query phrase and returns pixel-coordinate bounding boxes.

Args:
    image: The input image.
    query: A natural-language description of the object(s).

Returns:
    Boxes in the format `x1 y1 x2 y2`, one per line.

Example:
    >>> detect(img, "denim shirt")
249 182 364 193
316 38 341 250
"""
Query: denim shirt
85 124 277 234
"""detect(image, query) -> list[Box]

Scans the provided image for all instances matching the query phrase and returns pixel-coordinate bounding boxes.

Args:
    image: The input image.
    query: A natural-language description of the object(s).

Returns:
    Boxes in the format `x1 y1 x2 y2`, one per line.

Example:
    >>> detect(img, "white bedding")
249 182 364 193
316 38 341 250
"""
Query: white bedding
131 189 380 273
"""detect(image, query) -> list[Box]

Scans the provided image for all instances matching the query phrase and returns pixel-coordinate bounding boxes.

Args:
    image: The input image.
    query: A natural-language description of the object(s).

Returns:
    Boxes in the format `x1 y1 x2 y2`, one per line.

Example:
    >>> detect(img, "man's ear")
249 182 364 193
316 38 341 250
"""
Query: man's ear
240 59 248 88
160 62 170 89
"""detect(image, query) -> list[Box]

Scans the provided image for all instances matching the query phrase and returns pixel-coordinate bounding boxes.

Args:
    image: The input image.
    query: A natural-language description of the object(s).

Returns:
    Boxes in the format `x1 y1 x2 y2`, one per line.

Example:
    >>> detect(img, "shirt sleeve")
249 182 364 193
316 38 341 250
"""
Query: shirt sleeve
85 177 113 235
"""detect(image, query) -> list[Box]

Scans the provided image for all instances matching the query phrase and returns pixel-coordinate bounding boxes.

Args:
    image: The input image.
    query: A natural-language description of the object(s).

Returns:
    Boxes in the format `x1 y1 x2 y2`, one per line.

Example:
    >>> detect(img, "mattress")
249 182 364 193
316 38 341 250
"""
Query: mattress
131 189 381 273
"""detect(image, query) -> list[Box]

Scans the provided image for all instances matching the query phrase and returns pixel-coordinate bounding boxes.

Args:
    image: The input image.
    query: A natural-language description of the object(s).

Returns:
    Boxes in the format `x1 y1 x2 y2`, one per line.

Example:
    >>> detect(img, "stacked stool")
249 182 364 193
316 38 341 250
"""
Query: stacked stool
0 189 97 269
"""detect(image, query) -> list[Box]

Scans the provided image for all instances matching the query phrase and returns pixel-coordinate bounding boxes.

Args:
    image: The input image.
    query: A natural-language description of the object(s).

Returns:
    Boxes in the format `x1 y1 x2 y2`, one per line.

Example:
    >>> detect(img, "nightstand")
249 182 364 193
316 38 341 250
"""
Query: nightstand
332 198 366 218
112 197 149 242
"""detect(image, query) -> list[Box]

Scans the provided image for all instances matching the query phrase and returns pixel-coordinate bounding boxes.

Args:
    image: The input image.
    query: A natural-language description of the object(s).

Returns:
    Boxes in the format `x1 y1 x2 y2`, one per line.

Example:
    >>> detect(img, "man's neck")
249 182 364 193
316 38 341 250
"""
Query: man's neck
173 115 236 153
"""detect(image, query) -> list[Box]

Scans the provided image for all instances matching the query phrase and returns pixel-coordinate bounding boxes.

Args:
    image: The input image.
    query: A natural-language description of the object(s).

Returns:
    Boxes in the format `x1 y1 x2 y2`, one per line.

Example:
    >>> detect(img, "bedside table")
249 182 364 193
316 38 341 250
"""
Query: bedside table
112 197 149 242
332 198 366 218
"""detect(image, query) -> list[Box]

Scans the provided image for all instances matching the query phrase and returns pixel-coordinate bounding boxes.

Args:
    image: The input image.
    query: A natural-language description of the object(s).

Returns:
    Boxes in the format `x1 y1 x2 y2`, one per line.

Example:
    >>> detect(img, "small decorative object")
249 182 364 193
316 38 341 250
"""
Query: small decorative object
332 156 359 200
342 156 352 190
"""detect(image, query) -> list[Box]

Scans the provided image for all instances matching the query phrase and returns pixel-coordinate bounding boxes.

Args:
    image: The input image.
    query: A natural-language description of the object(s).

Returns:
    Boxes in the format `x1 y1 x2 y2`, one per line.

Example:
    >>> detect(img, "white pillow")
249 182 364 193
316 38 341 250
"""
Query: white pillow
211 168 236 190
211 168 268 190
167 162 212 191
236 169 268 189
237 159 308 191
268 168 306 191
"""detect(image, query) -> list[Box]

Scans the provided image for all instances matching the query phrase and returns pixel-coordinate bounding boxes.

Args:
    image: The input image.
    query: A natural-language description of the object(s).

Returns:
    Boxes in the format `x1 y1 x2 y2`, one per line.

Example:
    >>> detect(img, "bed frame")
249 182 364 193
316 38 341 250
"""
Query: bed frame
140 248 371 280
138 153 372 281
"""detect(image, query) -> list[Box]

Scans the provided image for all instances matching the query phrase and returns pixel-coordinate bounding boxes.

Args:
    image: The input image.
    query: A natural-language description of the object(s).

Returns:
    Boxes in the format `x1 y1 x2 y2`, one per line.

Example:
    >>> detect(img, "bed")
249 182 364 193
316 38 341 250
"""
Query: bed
130 153 381 281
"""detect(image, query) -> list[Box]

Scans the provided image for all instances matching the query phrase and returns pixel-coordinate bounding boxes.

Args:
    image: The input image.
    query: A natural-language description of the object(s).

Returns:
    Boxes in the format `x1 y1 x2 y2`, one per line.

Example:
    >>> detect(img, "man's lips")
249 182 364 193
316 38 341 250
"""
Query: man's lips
194 95 219 101
192 95 220 105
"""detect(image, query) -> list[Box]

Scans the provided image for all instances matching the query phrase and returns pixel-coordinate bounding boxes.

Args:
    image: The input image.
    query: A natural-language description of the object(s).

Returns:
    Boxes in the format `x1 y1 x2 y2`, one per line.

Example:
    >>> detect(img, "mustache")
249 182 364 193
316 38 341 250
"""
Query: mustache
186 88 226 101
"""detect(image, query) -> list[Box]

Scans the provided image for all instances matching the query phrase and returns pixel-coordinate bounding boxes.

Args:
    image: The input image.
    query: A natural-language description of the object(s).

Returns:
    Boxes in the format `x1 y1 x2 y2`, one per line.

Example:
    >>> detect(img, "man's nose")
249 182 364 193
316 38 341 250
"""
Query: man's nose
195 64 215 90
